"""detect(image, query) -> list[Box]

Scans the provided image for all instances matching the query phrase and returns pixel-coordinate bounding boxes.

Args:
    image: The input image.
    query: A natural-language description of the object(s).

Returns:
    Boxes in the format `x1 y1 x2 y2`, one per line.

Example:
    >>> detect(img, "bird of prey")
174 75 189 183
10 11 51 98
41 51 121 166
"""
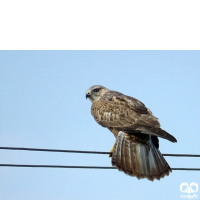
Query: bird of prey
86 85 177 181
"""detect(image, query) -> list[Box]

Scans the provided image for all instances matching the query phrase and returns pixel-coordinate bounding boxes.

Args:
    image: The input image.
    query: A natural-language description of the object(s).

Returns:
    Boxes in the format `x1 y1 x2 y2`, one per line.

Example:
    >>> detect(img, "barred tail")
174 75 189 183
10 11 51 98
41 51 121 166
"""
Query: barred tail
111 131 171 181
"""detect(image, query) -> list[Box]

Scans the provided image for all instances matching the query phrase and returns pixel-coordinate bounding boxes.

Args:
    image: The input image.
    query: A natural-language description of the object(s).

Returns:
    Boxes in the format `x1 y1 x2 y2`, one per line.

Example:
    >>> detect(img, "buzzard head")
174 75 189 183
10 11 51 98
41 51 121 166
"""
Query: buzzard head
86 85 109 102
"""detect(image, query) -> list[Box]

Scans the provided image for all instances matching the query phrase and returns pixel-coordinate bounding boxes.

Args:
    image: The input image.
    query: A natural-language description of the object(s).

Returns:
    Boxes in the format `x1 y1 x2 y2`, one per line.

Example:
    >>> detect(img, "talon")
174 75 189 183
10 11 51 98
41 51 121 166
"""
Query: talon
109 145 114 157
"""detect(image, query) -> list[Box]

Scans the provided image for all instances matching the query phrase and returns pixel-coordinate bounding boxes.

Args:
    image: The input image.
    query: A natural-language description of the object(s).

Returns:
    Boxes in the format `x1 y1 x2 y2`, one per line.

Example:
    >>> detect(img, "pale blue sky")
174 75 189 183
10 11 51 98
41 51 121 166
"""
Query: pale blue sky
0 51 200 200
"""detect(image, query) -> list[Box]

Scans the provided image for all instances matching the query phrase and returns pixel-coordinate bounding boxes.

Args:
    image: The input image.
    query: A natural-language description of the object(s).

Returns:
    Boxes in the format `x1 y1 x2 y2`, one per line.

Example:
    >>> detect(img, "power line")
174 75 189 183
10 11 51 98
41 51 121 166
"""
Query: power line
0 164 115 169
162 154 200 157
1 146 199 171
0 147 110 154
1 146 200 157
0 164 200 171
172 168 200 171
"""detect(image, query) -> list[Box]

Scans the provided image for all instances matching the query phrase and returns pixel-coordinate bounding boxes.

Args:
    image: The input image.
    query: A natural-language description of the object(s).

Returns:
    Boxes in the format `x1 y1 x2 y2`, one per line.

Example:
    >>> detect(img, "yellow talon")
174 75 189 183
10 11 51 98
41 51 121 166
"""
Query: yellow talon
109 144 115 157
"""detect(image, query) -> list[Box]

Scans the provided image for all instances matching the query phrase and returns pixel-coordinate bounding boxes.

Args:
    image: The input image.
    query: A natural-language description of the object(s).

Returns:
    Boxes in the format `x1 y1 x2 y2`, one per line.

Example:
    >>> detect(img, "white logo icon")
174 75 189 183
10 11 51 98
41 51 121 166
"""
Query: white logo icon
180 182 198 199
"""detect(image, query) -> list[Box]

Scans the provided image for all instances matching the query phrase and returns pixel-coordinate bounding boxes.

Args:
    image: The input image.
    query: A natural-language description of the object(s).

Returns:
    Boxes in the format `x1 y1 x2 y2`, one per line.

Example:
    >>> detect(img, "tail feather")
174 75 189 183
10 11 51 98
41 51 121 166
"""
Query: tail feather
111 131 171 181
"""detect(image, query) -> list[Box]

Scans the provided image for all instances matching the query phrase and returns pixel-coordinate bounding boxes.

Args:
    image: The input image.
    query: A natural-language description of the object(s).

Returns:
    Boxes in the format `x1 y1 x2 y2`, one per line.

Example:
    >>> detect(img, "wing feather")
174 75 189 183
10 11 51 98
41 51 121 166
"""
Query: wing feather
91 91 160 128
91 91 177 142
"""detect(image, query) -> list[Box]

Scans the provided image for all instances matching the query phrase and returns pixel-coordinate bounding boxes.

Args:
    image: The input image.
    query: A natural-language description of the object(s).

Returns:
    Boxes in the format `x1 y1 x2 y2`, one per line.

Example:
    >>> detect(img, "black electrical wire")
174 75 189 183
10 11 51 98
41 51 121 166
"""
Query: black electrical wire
0 147 110 154
0 164 200 171
1 146 200 157
0 164 115 169
1 146 199 171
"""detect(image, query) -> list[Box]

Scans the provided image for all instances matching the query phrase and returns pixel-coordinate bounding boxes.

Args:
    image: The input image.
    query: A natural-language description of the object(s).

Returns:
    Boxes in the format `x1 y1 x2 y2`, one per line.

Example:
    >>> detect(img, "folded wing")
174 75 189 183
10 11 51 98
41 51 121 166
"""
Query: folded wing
91 91 177 143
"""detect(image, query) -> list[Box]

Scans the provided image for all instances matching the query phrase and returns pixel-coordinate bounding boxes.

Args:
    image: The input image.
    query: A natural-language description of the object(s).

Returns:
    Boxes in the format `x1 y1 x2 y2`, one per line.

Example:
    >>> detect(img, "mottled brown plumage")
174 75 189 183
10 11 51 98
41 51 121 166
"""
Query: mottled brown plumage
86 85 177 181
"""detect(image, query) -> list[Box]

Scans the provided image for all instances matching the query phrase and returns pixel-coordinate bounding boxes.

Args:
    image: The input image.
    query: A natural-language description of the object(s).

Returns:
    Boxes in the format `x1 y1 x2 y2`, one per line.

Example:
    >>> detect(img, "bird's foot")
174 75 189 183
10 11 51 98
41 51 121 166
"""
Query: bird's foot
108 145 114 157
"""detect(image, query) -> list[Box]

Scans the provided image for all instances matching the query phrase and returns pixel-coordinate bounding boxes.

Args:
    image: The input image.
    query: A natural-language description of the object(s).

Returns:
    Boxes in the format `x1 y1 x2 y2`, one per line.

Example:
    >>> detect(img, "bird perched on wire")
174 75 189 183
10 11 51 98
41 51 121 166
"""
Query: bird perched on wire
86 85 177 181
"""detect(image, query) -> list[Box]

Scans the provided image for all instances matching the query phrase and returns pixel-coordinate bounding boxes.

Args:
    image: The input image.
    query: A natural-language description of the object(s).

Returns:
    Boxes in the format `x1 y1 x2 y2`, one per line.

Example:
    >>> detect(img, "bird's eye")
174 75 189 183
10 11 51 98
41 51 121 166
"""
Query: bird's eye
93 89 99 93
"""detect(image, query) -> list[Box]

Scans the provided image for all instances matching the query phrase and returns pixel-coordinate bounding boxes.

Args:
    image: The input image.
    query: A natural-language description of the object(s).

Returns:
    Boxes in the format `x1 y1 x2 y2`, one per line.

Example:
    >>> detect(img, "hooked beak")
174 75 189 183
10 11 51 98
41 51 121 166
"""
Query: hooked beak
86 90 91 99
86 94 90 99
